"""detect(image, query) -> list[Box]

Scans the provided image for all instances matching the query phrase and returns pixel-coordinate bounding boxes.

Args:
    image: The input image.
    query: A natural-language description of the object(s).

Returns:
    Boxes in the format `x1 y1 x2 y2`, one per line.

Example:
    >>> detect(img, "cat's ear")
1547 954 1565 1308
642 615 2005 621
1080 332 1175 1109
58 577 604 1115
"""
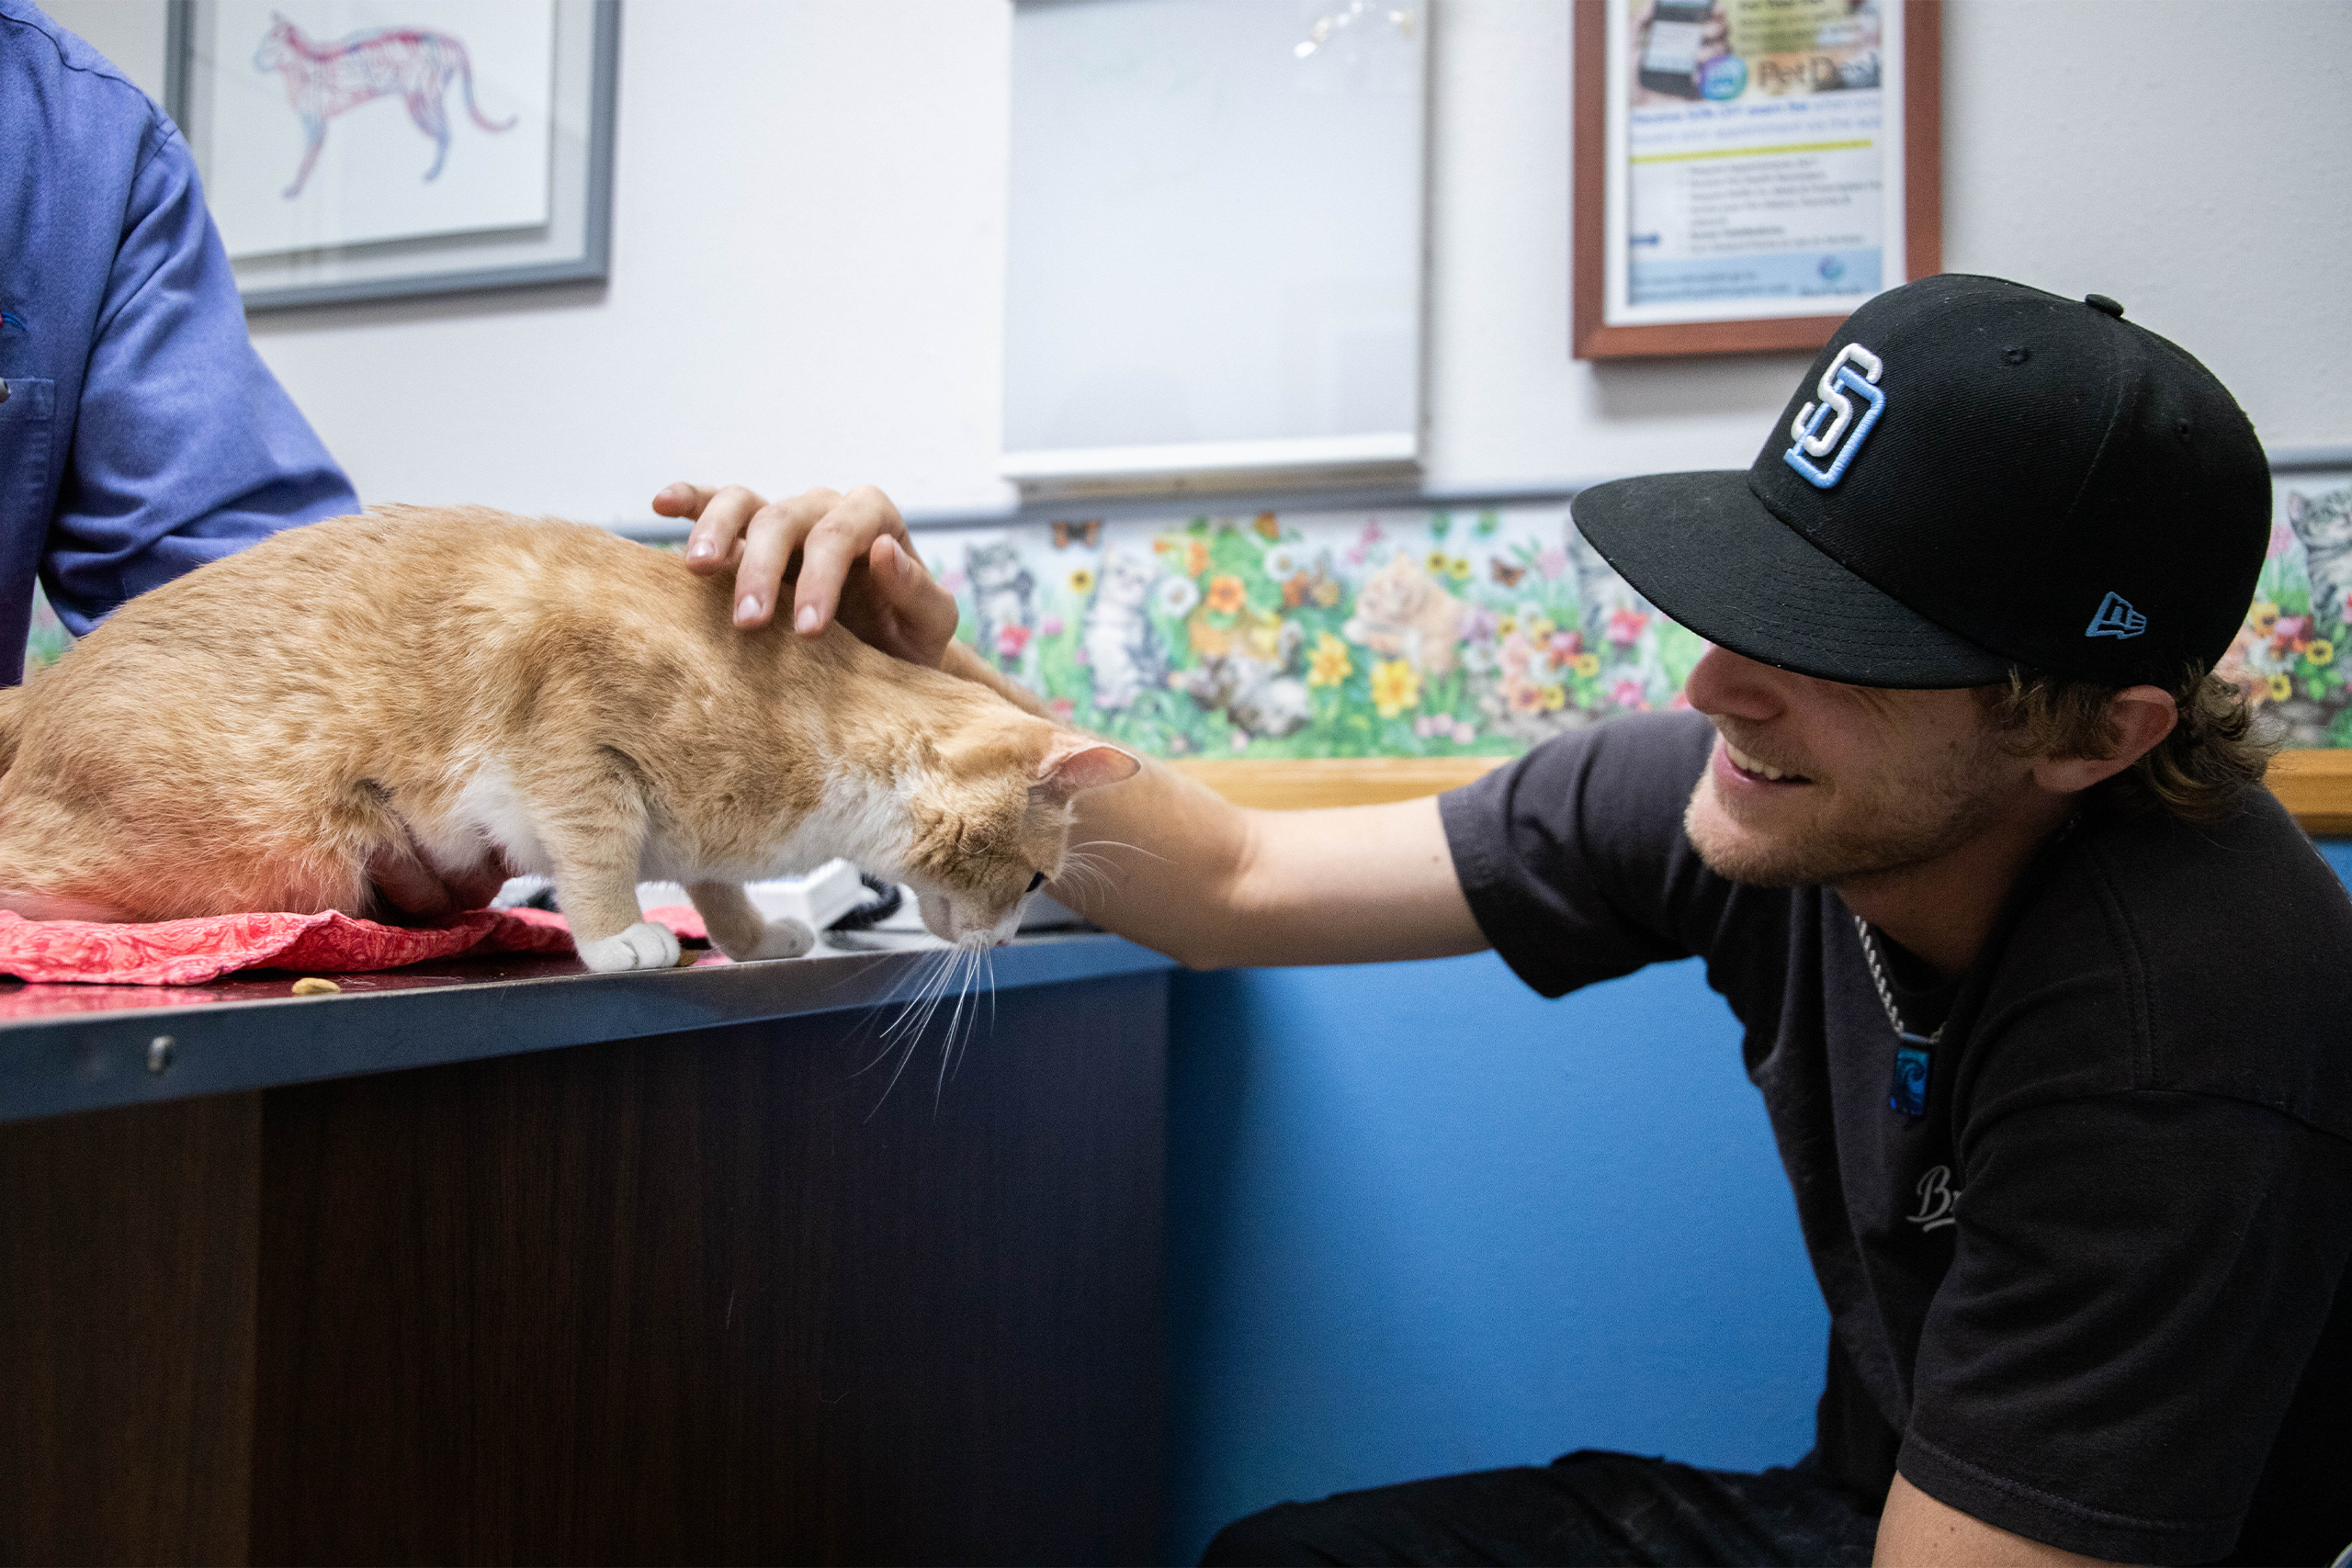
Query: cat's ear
1032 736 1141 805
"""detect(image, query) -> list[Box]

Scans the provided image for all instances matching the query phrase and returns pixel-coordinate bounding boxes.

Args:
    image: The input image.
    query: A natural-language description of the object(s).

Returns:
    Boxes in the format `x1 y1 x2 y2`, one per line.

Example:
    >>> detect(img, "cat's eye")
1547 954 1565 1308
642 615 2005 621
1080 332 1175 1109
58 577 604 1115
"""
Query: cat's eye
1025 871 1046 894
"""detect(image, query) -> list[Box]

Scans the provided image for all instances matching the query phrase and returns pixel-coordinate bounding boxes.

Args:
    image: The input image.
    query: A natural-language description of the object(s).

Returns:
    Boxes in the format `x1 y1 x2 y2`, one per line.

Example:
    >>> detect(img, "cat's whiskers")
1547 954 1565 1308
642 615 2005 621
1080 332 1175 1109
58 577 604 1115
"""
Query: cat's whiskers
934 942 988 1106
865 947 964 1111
863 929 1006 1114
1051 852 1116 905
863 943 959 1066
1068 837 1170 866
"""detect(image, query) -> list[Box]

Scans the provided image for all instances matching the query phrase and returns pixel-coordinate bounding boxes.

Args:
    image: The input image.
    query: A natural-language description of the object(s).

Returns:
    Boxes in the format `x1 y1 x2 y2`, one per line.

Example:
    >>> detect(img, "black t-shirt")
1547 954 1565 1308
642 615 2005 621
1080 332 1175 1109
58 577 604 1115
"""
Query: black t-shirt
1439 712 2352 1566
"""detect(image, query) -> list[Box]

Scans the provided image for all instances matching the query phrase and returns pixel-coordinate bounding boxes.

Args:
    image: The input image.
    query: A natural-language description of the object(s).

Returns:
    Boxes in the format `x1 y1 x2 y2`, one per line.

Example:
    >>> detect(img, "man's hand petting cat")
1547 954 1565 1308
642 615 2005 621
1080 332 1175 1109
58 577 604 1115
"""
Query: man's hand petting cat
652 481 960 668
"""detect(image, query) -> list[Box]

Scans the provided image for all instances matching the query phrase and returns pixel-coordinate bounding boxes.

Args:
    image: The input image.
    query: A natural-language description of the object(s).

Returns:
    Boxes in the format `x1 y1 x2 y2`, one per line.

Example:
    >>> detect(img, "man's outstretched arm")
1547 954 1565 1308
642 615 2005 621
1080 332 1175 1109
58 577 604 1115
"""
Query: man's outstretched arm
1875 1473 2121 1568
653 480 1488 969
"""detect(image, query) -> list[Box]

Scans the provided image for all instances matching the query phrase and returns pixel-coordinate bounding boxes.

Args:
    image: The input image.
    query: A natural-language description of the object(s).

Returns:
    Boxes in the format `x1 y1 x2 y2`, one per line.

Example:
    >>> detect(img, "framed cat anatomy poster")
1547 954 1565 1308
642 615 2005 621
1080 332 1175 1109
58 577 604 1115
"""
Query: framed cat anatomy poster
1572 0 1941 359
166 0 617 310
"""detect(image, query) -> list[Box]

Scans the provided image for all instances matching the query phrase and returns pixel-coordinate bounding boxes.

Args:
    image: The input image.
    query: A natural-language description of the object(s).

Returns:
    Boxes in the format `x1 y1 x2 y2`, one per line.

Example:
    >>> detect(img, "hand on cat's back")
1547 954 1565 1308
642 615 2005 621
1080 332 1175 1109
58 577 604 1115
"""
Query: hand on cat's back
653 481 960 668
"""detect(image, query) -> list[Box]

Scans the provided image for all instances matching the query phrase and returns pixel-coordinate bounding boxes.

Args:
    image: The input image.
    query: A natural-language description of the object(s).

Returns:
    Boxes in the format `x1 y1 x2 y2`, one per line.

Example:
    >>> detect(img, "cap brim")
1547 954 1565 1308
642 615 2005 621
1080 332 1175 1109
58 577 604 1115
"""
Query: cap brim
1570 472 2017 689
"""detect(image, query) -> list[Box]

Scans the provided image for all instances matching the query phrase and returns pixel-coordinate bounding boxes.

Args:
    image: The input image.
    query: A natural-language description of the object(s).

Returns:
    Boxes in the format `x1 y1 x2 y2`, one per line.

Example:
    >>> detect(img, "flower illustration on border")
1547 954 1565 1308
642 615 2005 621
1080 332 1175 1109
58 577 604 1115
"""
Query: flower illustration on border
1048 697 1076 724
1067 567 1096 596
1205 575 1247 614
1541 684 1566 711
1606 607 1649 645
1609 676 1647 710
1571 652 1601 678
1312 577 1341 608
997 625 1032 660
1156 578 1201 616
2309 638 2336 668
1308 632 1353 687
1536 547 1568 581
1426 549 1451 576
1186 539 1211 577
1371 659 1421 717
2267 672 2293 703
1449 557 1472 581
1453 718 1476 744
1506 679 1544 714
1041 615 1065 637
1264 547 1303 581
2248 601 2280 639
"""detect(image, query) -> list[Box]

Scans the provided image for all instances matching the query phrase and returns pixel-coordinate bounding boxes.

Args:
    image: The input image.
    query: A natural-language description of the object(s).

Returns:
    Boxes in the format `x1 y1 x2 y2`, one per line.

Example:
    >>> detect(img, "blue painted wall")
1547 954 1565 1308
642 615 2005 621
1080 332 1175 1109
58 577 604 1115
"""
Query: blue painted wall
1164 841 2352 1564
1165 954 1826 1562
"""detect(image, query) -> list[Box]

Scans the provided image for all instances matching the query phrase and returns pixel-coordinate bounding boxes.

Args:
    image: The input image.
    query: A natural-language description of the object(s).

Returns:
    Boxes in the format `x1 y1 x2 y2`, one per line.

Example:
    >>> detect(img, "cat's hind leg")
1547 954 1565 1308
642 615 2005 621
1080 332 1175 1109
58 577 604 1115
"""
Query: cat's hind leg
406 90 451 180
685 881 816 964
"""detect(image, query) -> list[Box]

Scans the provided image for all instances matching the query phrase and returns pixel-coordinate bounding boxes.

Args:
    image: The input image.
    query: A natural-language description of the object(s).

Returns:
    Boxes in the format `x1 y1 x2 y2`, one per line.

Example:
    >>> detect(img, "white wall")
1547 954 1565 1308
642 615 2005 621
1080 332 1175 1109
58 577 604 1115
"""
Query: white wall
43 0 2352 521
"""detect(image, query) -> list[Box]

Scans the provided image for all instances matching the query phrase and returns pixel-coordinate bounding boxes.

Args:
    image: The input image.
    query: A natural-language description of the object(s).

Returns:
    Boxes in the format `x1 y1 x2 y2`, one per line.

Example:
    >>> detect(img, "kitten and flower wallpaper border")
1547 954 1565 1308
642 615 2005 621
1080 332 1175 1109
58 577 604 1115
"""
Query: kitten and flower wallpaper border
18 477 2352 826
908 478 2352 761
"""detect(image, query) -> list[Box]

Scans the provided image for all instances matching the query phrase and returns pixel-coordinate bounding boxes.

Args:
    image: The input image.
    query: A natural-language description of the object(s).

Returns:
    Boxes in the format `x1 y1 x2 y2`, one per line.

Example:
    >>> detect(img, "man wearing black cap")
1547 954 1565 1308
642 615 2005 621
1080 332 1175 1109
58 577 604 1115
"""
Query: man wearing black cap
679 275 2352 1566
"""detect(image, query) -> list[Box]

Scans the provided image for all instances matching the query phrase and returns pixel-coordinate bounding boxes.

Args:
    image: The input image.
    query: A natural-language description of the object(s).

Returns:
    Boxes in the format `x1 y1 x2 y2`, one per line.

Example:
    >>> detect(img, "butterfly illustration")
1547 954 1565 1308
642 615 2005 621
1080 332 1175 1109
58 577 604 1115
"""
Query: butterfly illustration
1490 558 1528 587
1051 519 1104 549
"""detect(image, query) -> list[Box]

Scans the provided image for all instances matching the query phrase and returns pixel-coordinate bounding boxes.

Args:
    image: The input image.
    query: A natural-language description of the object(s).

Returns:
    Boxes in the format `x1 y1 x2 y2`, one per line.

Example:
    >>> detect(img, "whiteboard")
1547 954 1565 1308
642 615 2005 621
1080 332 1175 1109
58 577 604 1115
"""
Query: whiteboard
1003 0 1428 496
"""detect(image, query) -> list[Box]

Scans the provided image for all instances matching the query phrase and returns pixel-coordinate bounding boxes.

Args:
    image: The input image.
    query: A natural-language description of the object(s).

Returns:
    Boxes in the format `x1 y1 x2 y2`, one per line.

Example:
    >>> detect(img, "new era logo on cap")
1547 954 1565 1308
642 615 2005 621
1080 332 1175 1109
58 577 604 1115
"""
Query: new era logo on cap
1783 343 1886 491
2086 592 2147 639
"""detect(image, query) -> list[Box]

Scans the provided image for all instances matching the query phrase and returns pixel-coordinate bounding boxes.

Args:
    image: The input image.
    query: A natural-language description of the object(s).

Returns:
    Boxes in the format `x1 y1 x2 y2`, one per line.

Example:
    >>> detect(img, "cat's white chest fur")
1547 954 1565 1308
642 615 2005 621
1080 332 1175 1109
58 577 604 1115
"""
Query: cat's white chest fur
434 758 912 887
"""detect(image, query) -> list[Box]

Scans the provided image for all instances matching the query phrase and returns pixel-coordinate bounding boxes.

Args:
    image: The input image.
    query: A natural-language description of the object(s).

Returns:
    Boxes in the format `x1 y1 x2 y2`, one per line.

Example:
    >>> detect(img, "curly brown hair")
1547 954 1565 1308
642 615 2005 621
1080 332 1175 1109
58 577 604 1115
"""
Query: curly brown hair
1973 664 2278 822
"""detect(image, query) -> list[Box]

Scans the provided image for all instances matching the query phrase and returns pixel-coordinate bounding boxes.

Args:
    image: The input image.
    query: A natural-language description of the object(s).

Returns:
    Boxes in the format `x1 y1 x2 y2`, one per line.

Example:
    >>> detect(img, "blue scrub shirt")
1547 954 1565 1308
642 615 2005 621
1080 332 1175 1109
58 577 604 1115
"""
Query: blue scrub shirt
0 0 356 682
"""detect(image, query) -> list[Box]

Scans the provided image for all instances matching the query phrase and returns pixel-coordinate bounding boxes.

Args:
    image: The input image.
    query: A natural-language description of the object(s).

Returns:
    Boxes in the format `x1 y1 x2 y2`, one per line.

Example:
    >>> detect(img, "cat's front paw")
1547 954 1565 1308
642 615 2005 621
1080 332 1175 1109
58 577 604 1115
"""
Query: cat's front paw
719 918 817 964
576 919 683 973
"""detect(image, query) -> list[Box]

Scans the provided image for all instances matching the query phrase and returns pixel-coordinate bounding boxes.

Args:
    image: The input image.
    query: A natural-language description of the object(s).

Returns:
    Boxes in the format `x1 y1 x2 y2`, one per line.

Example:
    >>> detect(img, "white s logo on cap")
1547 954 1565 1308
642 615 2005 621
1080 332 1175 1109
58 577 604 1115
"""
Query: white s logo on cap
1785 344 1886 491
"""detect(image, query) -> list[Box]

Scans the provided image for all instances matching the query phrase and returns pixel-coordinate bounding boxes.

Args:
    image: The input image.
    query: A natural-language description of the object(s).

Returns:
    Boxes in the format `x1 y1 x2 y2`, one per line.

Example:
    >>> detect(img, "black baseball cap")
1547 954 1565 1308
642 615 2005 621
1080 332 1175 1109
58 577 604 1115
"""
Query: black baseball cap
1569 274 2272 689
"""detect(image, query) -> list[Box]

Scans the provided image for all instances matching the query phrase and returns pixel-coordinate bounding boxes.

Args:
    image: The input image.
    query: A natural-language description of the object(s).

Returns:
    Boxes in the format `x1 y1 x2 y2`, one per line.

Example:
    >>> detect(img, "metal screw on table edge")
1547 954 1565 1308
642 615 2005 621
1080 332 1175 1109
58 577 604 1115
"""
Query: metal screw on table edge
147 1034 175 1074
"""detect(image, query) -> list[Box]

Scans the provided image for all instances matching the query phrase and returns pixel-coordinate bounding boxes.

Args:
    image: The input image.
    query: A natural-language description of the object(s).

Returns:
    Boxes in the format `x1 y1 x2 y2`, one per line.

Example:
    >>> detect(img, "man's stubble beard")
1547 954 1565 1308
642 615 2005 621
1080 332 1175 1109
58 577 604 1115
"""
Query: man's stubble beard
1681 731 2020 890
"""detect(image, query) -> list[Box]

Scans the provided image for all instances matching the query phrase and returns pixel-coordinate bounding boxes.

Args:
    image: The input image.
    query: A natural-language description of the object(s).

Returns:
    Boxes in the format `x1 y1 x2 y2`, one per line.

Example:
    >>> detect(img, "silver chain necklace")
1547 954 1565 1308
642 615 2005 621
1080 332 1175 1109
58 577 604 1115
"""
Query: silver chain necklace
1852 915 1943 1047
1854 916 1939 1118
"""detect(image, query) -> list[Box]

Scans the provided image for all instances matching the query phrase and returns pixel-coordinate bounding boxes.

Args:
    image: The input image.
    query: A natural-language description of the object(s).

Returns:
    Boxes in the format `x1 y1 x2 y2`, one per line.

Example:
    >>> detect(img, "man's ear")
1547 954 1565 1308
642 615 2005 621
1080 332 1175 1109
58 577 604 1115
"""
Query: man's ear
2030 685 2177 795
1033 735 1141 805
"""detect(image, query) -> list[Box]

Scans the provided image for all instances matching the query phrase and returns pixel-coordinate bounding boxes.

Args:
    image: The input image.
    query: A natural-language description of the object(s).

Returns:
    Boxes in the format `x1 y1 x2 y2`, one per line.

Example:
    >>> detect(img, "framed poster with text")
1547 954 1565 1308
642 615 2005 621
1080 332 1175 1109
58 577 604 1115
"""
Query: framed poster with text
1573 0 1941 360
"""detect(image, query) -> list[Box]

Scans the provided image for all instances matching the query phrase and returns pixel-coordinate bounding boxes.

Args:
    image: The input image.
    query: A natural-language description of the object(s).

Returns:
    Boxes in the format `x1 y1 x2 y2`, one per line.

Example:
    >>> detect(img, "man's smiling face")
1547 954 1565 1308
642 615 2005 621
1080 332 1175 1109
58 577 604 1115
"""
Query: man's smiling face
1680 645 2038 889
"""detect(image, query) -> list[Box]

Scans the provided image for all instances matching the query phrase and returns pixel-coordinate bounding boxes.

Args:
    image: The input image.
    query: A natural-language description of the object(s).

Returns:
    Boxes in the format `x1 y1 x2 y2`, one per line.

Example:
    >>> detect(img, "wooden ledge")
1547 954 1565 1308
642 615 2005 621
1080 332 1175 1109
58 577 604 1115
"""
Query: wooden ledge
1171 757 1505 811
2267 750 2352 838
1177 750 2352 837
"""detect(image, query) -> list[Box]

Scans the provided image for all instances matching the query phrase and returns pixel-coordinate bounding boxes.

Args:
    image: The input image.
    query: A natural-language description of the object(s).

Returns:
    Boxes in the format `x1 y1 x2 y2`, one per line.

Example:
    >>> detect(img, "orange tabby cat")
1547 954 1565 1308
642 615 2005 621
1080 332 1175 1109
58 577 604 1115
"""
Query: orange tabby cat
0 506 1137 971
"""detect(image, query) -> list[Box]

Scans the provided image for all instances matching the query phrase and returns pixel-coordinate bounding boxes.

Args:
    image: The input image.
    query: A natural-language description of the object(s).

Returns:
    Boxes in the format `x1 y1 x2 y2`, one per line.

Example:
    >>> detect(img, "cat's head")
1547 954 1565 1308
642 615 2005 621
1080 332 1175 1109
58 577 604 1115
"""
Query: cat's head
967 544 1026 590
1356 553 1432 623
1097 552 1157 606
255 13 299 68
895 726 1140 946
2288 490 2352 549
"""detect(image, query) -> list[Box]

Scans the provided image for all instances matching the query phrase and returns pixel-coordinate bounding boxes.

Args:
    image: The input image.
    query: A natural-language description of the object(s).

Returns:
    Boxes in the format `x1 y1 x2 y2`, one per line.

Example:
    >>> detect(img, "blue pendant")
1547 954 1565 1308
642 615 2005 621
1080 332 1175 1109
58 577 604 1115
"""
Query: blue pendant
1889 1033 1932 1118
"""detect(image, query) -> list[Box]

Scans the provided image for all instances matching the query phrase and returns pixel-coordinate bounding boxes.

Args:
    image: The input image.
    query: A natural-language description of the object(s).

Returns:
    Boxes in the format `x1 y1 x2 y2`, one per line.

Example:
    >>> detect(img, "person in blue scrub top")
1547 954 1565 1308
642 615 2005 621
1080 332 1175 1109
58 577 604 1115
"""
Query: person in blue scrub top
0 0 357 688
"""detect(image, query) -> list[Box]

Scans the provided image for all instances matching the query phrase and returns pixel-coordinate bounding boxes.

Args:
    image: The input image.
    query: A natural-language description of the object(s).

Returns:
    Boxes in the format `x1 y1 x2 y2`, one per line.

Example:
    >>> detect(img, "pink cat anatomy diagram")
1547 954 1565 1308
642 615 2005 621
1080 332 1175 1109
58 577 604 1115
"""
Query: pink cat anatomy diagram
254 12 514 198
